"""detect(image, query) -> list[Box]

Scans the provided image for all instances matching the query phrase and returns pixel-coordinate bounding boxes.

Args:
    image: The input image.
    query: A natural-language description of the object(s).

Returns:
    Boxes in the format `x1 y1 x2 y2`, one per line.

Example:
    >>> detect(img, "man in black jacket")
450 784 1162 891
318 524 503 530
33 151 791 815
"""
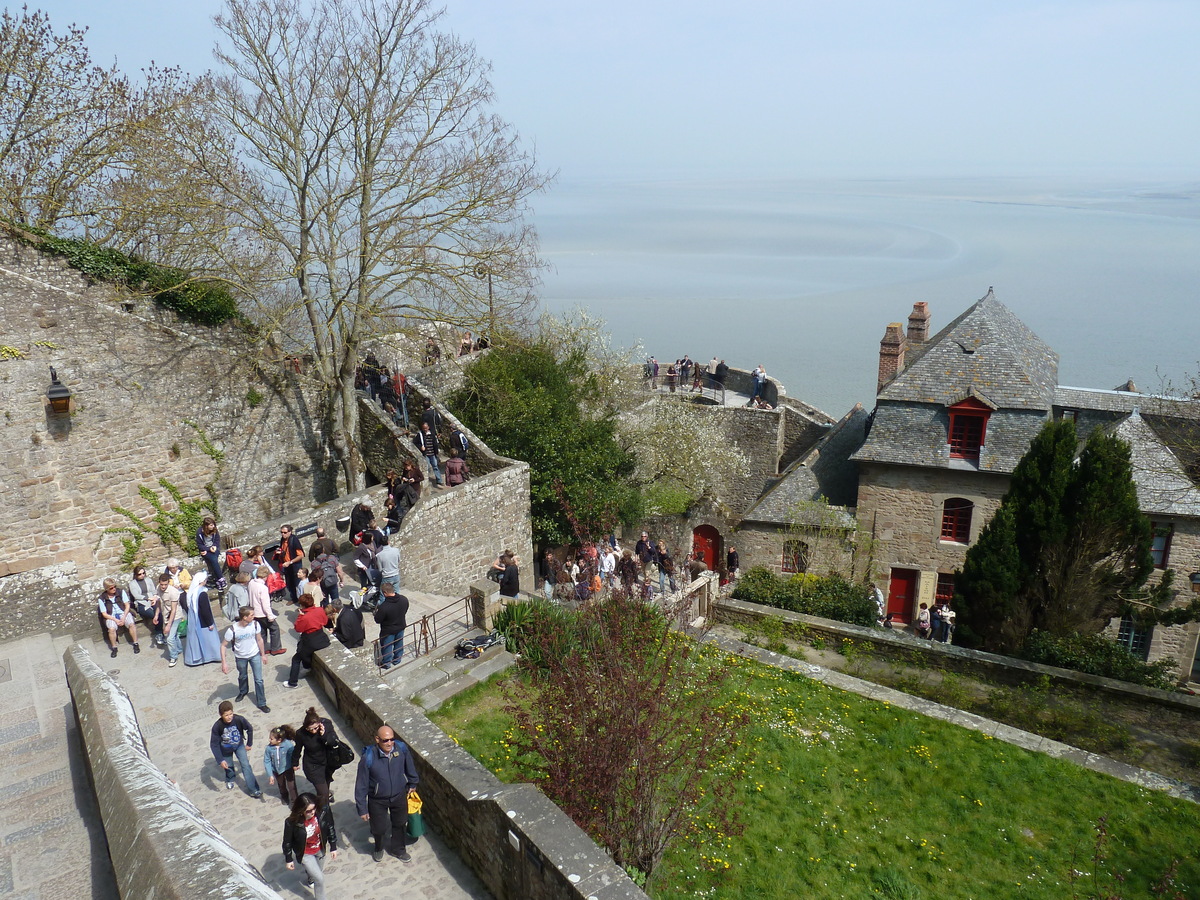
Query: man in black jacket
373 583 409 669
355 724 419 862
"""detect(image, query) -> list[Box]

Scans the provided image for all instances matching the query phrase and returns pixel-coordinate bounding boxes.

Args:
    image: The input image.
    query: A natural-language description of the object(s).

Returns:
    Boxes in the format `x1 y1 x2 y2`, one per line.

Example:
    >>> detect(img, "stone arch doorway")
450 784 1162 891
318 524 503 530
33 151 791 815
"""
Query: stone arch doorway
692 524 722 571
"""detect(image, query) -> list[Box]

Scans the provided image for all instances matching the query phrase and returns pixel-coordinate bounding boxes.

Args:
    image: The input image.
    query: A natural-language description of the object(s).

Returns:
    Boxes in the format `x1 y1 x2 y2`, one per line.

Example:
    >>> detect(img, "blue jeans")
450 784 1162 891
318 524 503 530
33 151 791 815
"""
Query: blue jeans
221 742 260 794
380 632 403 669
382 573 401 592
424 453 442 485
166 625 182 662
235 654 266 709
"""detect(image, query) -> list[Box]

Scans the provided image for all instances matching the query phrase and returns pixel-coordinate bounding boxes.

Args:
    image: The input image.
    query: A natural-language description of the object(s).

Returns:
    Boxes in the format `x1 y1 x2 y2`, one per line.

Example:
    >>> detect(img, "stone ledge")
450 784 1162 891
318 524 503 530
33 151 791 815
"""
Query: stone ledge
715 597 1200 716
309 640 648 900
63 643 283 900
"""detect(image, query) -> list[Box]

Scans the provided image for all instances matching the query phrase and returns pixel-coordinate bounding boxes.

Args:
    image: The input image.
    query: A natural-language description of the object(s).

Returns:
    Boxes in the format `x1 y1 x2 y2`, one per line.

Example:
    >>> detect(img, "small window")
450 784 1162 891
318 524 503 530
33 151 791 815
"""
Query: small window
1151 522 1173 569
940 498 973 544
935 573 955 605
1059 408 1079 423
782 540 809 574
947 398 991 461
1117 614 1152 661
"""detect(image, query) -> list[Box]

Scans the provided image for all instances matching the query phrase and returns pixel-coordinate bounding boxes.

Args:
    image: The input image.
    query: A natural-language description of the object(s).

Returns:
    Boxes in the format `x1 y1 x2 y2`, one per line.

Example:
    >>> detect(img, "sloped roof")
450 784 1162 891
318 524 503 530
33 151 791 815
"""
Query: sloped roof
1115 412 1200 517
742 404 870 525
879 289 1059 409
851 401 1049 472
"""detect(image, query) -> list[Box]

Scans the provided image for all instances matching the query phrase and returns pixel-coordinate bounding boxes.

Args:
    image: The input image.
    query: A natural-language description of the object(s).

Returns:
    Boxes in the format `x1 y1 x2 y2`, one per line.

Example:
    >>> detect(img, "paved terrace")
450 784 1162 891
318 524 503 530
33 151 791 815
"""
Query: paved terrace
0 589 490 899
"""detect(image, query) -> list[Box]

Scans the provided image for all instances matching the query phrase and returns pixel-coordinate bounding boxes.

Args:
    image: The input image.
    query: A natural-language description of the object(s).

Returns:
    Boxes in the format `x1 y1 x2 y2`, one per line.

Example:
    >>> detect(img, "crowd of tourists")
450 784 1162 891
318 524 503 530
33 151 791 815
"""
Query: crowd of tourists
533 531 737 605
643 354 729 394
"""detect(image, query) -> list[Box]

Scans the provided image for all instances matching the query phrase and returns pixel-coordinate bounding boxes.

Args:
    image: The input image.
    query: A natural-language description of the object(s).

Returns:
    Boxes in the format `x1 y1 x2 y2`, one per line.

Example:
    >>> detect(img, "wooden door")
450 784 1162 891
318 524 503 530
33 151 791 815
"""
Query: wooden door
887 568 919 624
692 525 722 571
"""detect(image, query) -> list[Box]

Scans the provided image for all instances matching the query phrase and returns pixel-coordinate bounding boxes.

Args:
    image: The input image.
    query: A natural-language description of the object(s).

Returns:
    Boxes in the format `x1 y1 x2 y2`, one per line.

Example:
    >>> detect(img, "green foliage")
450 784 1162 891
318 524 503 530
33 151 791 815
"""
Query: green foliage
99 421 224 567
642 480 694 515
493 598 578 669
245 387 265 409
25 229 239 326
448 340 644 545
957 420 1157 653
731 567 878 626
1018 630 1177 690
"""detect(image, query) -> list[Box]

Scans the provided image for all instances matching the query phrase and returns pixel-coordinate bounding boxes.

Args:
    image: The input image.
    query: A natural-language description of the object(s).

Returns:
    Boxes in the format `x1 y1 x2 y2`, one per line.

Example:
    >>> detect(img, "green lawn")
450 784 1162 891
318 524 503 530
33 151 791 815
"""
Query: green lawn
430 653 1200 899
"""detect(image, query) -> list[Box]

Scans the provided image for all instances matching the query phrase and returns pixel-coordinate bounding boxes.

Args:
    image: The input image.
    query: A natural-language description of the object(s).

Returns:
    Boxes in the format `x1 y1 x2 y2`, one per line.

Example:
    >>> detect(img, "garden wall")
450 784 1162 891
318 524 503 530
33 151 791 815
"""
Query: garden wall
309 640 648 900
715 597 1200 718
63 643 282 900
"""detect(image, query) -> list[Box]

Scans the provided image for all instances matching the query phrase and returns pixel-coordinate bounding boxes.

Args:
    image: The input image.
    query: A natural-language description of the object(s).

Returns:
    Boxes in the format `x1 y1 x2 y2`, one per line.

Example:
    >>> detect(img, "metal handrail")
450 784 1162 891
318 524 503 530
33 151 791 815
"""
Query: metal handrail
642 376 726 405
372 595 472 672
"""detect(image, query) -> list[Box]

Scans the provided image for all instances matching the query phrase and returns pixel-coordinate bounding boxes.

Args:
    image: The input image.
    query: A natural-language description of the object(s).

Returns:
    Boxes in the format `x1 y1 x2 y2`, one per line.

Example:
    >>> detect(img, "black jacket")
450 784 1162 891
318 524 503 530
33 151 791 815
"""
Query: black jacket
295 718 339 770
374 594 409 637
282 804 338 862
499 564 519 598
334 607 365 648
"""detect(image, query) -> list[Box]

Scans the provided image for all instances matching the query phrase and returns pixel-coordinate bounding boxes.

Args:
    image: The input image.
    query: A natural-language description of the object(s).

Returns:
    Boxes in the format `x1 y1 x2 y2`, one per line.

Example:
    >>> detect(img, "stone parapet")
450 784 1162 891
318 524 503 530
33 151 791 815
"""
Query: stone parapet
714 597 1200 717
309 640 648 900
63 643 283 900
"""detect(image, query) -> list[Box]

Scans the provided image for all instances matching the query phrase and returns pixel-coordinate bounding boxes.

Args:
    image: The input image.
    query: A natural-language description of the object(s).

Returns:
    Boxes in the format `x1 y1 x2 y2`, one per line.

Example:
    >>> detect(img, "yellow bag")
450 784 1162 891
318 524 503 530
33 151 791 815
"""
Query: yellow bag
407 791 422 815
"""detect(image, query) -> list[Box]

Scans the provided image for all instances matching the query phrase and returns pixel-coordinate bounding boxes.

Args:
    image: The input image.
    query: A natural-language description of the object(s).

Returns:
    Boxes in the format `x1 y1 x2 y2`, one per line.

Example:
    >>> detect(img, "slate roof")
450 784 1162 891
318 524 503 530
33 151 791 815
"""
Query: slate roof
1115 412 1200 518
851 401 1050 473
879 289 1059 409
742 405 870 526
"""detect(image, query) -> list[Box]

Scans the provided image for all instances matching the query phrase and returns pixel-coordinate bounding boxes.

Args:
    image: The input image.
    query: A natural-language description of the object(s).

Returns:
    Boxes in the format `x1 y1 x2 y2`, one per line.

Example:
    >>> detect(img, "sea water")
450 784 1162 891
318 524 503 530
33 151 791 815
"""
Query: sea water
534 177 1200 418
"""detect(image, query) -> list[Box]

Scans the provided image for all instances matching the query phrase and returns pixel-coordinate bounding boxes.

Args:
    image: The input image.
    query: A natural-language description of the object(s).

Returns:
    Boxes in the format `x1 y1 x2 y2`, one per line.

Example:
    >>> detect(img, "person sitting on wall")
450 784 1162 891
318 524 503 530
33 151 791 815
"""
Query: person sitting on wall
97 577 140 658
350 499 375 543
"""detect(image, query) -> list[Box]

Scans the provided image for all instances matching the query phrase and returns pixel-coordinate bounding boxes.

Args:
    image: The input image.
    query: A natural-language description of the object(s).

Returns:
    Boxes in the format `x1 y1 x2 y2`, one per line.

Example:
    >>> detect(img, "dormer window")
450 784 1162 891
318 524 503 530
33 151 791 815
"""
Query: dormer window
947 398 991 461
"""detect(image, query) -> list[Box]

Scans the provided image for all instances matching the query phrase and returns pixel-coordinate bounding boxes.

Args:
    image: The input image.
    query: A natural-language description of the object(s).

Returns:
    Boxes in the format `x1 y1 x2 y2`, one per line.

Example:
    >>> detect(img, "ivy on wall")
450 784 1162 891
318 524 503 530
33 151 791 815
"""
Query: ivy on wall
101 420 226 567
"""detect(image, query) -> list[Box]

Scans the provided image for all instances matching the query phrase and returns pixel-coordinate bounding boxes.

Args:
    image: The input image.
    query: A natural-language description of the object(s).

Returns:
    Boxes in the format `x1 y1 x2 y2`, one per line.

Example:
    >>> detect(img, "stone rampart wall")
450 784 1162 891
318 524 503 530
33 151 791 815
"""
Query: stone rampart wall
309 641 647 900
64 643 283 900
0 234 332 578
715 597 1200 717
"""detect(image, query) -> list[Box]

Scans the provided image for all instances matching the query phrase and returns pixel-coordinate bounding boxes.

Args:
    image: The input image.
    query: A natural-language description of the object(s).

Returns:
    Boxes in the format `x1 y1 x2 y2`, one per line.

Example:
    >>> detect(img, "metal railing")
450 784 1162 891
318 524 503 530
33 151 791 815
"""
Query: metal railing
371 595 473 672
642 376 726 405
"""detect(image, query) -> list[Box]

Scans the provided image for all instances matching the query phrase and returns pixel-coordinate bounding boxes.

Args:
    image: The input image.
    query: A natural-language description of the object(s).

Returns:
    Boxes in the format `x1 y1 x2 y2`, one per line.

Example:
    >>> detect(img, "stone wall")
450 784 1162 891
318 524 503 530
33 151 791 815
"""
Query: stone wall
855 461 1010 576
731 521 856 579
309 641 647 900
0 234 333 578
64 643 283 900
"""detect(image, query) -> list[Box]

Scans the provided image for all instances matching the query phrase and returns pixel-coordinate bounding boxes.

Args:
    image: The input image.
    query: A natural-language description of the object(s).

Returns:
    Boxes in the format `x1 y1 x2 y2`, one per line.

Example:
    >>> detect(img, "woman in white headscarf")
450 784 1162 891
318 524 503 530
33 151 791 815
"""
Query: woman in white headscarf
183 571 222 666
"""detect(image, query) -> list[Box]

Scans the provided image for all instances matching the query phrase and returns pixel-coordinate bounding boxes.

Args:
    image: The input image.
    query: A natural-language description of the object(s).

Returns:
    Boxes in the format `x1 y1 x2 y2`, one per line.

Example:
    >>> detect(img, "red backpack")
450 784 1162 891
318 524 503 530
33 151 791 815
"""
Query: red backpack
225 547 244 570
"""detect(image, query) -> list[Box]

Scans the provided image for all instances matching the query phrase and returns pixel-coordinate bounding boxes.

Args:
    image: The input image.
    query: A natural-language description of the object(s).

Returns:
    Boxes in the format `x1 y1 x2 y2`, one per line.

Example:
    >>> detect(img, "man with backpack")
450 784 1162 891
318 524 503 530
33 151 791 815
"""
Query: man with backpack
314 549 344 604
355 724 419 863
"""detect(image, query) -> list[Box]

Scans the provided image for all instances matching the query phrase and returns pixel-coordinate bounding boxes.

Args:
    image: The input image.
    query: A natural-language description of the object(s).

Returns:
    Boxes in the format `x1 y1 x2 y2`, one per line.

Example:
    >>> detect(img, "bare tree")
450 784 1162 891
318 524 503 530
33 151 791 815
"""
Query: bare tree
205 0 548 490
0 7 197 234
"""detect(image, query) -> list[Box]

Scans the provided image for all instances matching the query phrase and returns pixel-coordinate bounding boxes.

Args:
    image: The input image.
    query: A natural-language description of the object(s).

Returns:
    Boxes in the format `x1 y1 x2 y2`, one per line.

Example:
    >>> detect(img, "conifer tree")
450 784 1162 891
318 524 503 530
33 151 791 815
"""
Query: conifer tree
956 420 1156 652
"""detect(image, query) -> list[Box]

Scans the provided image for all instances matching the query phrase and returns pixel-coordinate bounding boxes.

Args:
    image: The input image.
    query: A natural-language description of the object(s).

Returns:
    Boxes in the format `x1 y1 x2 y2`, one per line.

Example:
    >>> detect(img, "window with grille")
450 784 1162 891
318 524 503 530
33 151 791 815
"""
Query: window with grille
947 398 991 460
1151 522 1174 569
940 498 973 544
1117 615 1152 661
782 540 809 574
935 573 955 605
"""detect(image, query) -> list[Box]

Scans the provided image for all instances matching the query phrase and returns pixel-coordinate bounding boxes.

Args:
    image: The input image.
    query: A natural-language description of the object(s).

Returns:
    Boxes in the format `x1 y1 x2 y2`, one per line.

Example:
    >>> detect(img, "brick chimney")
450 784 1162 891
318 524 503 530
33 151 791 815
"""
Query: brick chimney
878 323 906 394
907 302 930 348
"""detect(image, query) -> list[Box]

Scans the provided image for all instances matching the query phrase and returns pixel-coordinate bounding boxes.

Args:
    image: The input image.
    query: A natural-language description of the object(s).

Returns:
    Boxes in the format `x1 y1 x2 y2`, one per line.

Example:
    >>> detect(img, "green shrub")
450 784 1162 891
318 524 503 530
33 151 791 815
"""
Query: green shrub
494 598 579 670
29 231 239 326
1017 630 1177 690
731 567 877 626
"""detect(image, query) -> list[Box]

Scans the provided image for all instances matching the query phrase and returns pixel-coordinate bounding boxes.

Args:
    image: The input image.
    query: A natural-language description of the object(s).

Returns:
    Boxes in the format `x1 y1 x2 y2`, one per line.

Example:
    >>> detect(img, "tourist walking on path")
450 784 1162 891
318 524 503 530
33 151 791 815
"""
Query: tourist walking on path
249 566 284 654
197 516 227 591
221 606 270 713
282 792 338 900
374 534 401 591
616 549 639 595
209 699 263 798
498 552 520 599
127 565 165 647
284 595 330 687
158 572 184 666
373 583 409 670
97 578 139 658
223 571 250 621
415 421 442 487
355 724 418 863
182 572 222 666
295 707 342 810
726 546 739 580
656 541 677 595
263 725 299 806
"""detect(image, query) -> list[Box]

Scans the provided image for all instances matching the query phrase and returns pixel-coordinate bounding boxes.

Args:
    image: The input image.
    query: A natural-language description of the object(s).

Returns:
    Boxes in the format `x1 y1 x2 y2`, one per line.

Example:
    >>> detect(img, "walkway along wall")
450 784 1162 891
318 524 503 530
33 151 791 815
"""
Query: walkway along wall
63 643 283 900
309 640 649 900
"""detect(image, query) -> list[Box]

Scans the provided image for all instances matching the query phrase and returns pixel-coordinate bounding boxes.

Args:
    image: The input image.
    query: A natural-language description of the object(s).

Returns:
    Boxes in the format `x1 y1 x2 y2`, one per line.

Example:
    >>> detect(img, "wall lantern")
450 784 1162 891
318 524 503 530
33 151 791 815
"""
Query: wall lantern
1190 573 1200 594
47 367 72 415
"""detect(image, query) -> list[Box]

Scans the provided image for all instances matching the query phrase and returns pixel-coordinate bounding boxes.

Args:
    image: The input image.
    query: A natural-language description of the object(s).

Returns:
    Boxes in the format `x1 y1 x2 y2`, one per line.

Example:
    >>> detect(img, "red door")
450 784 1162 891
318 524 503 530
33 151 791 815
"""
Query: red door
692 525 722 571
887 568 919 624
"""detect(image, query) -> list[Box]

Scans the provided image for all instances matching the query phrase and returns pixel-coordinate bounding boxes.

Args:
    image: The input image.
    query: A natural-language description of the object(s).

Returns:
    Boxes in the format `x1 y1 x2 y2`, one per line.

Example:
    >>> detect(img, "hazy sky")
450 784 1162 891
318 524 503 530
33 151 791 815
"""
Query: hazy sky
25 0 1200 180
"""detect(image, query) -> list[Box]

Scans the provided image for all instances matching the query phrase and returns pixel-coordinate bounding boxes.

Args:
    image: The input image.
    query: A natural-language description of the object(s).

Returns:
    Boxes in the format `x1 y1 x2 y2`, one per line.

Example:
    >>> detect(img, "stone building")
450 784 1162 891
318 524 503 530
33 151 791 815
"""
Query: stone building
851 290 1200 681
